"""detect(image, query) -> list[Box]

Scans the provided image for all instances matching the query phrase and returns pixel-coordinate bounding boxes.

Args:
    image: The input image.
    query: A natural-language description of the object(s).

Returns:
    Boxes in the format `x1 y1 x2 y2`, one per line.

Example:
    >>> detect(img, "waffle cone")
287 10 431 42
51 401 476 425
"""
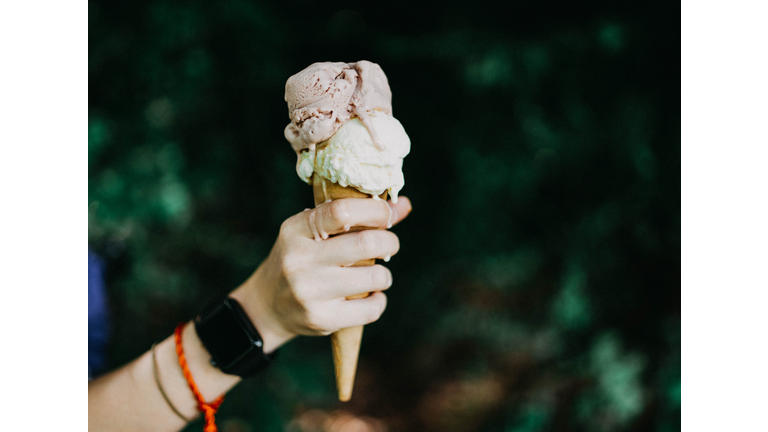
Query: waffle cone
312 172 386 401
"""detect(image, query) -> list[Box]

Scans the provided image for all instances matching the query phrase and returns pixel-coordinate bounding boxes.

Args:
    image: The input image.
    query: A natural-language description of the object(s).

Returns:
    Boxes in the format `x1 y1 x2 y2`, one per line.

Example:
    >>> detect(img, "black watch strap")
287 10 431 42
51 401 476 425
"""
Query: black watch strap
194 297 277 378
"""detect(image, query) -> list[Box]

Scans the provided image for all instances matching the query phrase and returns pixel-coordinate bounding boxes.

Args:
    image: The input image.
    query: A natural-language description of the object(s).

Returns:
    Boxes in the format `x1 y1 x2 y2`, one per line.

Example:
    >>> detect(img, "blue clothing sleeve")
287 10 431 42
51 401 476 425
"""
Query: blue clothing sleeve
88 249 110 378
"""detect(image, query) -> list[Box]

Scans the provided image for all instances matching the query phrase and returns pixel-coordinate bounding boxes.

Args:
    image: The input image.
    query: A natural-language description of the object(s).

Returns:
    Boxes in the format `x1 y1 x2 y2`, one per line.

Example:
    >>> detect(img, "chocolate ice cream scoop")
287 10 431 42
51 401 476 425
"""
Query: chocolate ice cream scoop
284 61 392 153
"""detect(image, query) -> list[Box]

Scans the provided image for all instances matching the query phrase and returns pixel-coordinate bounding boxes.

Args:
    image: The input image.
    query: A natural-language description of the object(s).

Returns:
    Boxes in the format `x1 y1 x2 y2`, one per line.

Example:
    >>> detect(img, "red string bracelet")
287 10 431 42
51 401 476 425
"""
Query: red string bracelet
174 323 226 432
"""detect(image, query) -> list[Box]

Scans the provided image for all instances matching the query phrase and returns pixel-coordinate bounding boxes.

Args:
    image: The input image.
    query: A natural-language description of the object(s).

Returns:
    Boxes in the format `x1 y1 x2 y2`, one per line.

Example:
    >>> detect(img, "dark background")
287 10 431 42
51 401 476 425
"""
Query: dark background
88 1 680 431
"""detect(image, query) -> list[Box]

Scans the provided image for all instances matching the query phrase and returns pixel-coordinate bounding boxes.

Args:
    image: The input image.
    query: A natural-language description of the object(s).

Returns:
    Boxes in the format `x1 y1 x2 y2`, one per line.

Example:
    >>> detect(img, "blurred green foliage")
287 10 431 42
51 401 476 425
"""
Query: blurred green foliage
89 0 680 431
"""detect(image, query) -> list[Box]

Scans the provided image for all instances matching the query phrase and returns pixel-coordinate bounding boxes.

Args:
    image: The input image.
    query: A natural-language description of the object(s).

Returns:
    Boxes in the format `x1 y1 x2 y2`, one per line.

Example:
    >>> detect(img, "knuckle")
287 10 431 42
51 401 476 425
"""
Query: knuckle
279 218 294 238
356 230 379 257
291 280 312 305
280 253 302 276
328 200 351 228
304 310 330 334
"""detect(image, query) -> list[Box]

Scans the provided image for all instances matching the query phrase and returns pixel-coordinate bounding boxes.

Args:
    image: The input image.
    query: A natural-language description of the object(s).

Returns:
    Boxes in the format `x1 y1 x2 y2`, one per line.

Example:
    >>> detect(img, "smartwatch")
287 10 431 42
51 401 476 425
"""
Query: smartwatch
194 297 277 378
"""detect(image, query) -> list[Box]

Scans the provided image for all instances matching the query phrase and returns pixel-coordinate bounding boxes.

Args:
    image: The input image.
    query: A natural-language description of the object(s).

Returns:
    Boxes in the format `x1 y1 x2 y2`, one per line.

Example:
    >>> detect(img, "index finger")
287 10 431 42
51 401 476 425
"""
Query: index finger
292 196 412 241
388 196 412 228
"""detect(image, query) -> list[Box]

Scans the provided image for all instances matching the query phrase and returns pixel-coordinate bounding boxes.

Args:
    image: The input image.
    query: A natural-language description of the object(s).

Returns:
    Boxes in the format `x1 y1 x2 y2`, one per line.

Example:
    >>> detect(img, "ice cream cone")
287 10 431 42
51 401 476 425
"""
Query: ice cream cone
285 61 407 402
311 171 386 401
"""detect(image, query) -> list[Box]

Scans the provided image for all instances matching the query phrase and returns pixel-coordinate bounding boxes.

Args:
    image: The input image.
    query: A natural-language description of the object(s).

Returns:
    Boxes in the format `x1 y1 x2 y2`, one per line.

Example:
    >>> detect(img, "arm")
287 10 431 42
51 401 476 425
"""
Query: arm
88 197 412 432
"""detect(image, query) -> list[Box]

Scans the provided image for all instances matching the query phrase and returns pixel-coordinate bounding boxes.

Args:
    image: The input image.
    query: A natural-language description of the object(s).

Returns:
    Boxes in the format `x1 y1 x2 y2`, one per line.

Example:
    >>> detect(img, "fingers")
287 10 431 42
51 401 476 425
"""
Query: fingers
288 197 412 241
302 265 392 300
388 196 412 228
302 292 388 335
272 196 410 336
329 291 388 329
317 229 400 266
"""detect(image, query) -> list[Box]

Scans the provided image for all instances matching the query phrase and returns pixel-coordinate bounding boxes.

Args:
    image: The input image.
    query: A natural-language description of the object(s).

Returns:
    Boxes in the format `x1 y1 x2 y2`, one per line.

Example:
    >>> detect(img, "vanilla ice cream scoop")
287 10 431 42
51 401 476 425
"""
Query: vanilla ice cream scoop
297 110 410 203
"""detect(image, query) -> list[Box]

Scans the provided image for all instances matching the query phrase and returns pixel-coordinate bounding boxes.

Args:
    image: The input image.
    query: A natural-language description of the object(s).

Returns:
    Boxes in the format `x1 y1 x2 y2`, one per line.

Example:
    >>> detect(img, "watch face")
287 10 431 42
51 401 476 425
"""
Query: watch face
198 302 256 369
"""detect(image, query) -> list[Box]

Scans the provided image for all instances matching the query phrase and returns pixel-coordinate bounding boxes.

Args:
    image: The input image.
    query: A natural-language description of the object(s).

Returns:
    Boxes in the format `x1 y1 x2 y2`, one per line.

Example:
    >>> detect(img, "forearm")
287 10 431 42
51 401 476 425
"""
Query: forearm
87 264 296 432
88 322 240 432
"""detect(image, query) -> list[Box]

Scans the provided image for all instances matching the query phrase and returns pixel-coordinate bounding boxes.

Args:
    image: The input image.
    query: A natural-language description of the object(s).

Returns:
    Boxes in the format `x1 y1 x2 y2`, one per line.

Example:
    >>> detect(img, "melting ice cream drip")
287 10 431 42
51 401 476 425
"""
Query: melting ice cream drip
389 187 399 204
385 201 393 229
353 108 385 151
321 176 330 203
307 203 330 242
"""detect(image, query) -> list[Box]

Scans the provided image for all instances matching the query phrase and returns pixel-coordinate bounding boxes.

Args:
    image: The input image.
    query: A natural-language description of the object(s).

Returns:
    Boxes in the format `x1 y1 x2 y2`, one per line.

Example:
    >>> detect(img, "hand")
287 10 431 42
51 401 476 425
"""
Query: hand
230 196 412 352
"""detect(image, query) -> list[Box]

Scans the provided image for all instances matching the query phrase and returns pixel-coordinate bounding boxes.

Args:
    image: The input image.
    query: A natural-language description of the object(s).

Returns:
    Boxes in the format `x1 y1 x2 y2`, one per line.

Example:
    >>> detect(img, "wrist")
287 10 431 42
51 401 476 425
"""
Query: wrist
229 264 296 354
